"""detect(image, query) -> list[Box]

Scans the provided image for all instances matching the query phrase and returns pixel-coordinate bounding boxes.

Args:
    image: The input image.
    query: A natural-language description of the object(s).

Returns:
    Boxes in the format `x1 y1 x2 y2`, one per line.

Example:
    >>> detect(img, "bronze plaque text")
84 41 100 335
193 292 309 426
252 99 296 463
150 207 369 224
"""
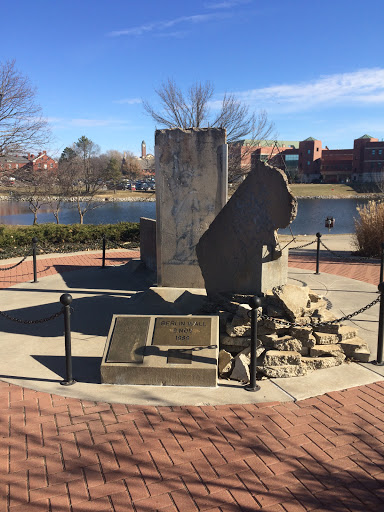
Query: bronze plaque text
152 317 212 346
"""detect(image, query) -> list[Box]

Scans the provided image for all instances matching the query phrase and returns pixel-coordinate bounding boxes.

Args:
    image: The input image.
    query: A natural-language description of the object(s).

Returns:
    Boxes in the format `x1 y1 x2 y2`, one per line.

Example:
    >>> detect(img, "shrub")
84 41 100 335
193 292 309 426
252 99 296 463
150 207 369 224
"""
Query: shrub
0 222 140 259
353 200 384 257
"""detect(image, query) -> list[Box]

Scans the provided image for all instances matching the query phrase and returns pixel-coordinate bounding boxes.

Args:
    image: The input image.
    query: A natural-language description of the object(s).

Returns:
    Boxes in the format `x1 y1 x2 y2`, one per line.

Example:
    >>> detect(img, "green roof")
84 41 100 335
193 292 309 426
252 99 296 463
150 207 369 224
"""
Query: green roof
358 134 373 139
303 137 316 141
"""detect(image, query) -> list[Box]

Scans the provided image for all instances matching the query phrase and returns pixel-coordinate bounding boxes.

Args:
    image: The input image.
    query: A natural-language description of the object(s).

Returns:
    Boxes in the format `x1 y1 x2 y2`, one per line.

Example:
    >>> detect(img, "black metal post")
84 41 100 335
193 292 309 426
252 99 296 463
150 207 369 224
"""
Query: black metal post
315 232 322 275
32 237 38 283
375 283 384 366
245 296 262 392
102 234 106 268
380 243 384 285
60 294 76 385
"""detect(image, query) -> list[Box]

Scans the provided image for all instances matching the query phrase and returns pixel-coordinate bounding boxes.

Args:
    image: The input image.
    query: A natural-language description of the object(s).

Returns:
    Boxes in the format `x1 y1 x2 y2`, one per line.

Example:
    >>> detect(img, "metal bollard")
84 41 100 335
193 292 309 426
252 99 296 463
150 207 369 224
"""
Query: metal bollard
315 232 321 275
102 234 106 268
380 242 384 285
375 283 384 366
32 237 38 283
60 293 76 385
245 296 262 392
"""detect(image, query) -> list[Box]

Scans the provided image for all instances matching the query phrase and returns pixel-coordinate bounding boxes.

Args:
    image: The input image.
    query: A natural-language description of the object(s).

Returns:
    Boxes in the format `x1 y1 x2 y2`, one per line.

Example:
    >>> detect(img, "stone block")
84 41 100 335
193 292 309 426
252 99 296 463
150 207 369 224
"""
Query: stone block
340 337 370 361
230 353 250 382
264 350 301 366
218 350 233 376
155 128 227 288
313 332 340 345
258 364 307 378
220 335 251 350
273 284 311 321
302 354 345 370
236 303 252 321
267 334 303 353
337 326 359 341
196 161 297 295
140 217 157 272
310 344 343 357
289 326 313 341
225 320 251 337
309 292 324 303
266 304 286 318
351 348 370 363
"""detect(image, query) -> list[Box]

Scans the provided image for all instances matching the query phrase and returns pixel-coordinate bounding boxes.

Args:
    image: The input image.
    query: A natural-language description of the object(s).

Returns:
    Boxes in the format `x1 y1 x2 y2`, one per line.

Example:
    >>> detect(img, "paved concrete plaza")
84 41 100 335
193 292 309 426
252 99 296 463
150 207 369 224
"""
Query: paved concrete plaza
1 237 384 511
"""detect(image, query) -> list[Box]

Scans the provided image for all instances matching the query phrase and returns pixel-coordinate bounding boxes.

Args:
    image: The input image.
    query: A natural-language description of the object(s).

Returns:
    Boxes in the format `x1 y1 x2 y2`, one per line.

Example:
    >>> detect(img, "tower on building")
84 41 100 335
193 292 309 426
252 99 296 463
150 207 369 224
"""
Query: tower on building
141 141 146 159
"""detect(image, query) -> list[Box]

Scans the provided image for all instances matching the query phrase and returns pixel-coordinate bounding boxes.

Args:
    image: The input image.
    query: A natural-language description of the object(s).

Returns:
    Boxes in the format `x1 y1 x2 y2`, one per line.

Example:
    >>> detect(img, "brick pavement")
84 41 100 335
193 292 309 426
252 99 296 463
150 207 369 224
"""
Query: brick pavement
0 249 383 511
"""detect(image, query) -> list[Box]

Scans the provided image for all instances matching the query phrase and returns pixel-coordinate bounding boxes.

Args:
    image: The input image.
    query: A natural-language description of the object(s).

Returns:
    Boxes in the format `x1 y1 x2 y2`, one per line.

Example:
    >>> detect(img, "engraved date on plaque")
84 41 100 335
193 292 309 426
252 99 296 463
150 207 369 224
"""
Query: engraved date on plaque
152 317 212 346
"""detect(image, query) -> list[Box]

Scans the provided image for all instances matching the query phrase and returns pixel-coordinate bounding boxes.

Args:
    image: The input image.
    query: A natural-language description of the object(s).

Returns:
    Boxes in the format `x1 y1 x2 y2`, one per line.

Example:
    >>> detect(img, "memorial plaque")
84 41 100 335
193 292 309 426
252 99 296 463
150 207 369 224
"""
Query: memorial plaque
167 349 192 364
152 317 212 346
106 317 150 363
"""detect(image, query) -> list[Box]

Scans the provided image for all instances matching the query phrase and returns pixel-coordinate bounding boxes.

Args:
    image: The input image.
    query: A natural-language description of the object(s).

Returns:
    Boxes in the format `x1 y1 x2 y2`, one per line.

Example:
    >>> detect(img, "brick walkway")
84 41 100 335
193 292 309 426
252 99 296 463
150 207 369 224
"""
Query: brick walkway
0 250 383 511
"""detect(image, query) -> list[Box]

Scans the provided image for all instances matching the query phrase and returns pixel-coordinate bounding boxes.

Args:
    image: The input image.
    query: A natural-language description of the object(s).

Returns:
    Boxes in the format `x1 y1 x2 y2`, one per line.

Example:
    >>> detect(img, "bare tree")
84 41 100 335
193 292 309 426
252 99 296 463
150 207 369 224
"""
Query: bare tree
121 151 142 181
143 79 275 183
58 138 105 224
0 60 51 155
13 168 52 225
143 78 274 144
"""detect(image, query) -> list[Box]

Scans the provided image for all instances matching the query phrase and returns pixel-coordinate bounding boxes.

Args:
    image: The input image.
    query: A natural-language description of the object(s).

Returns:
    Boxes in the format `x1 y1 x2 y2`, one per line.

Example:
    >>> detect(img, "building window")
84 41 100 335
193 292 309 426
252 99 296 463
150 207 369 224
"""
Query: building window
44 164 47 169
379 149 383 155
15 164 18 169
372 150 376 155
38 163 41 168
8 164 11 169
307 149 311 154
316 147 319 151
307 161 310 166
50 163 53 168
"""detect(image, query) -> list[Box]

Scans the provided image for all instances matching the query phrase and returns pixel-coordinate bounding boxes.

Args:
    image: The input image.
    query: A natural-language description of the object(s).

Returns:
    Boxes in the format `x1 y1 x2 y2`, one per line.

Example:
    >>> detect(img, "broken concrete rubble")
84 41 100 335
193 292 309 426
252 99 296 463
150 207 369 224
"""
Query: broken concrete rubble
214 283 371 381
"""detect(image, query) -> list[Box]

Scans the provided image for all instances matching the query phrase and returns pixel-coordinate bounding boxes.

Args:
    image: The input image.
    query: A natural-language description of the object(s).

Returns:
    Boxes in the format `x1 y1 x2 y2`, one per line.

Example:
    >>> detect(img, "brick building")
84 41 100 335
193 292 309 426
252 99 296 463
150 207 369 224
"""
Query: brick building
232 134 384 183
0 151 58 175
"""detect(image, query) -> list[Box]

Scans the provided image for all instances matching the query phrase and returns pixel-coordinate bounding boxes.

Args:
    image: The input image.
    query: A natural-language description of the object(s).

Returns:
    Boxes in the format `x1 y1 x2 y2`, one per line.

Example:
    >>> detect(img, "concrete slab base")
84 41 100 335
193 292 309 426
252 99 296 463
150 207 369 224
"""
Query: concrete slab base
101 314 219 387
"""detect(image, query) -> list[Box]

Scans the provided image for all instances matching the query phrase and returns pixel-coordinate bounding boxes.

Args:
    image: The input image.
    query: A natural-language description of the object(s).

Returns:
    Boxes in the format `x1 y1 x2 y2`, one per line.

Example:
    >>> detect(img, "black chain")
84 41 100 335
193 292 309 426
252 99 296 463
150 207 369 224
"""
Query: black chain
290 239 317 250
260 294 381 328
0 254 30 271
0 307 64 324
319 240 378 263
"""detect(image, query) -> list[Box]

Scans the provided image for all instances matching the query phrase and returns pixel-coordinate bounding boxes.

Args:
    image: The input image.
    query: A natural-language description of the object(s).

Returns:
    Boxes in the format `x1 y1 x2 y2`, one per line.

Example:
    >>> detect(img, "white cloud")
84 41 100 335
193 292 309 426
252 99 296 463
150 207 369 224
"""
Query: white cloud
108 12 227 37
204 0 251 9
113 98 142 105
236 69 384 112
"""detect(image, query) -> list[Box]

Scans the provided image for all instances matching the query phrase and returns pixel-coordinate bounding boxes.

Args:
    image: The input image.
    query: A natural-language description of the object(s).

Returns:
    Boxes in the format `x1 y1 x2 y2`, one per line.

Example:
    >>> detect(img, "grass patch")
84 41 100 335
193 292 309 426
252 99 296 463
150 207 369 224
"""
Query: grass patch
289 183 383 198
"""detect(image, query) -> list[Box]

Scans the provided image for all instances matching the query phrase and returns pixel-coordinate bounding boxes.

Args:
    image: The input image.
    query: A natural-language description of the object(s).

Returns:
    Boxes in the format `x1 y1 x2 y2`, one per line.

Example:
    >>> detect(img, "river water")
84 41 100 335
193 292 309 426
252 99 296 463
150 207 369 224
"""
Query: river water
0 197 373 235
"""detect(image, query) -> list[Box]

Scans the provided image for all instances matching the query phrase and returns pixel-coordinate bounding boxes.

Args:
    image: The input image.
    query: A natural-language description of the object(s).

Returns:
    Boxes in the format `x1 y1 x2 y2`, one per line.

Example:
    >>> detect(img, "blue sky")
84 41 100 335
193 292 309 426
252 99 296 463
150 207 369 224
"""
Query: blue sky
2 0 384 157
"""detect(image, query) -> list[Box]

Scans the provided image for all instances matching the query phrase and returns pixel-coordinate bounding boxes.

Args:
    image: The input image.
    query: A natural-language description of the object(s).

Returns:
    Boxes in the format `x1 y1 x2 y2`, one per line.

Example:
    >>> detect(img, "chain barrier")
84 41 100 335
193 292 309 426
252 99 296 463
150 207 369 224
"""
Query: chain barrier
289 239 317 251
0 253 30 271
319 240 377 263
0 307 64 324
258 294 381 328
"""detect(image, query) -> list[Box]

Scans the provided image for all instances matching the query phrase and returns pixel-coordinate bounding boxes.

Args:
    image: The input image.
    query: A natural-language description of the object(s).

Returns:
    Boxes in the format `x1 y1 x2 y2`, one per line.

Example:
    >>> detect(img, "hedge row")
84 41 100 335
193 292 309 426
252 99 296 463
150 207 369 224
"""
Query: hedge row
0 222 140 258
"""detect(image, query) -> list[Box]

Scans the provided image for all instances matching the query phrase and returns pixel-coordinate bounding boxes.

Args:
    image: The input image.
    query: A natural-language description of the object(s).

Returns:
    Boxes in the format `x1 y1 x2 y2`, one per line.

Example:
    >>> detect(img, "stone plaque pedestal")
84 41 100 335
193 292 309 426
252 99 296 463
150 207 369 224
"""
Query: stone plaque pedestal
101 315 219 387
